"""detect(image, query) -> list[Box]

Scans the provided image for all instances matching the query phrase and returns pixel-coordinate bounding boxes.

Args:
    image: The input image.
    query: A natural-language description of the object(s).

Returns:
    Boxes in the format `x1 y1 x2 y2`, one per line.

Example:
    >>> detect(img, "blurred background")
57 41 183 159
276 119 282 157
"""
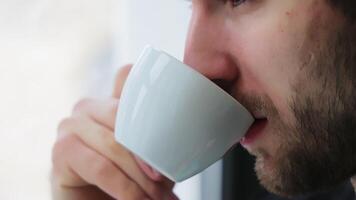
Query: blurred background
0 0 223 199
2 0 354 199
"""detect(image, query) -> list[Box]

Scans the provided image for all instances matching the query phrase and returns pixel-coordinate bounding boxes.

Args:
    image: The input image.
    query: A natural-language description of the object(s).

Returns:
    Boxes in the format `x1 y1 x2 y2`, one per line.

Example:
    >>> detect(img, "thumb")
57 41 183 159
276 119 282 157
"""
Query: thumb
112 64 132 98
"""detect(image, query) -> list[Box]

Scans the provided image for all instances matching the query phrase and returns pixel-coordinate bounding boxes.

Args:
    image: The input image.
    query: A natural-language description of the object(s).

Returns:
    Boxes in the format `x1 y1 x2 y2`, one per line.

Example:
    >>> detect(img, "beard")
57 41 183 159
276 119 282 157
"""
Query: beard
237 24 356 197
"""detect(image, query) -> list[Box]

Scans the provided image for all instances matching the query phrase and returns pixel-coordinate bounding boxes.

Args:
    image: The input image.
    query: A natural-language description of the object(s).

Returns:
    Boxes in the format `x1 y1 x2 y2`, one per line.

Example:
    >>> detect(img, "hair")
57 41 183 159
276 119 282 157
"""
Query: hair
328 0 356 21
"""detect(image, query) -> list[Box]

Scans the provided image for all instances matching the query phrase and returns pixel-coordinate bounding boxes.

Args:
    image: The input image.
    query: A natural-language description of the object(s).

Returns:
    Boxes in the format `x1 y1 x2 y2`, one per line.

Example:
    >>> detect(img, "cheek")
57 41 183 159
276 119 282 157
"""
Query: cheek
239 36 298 120
227 5 312 120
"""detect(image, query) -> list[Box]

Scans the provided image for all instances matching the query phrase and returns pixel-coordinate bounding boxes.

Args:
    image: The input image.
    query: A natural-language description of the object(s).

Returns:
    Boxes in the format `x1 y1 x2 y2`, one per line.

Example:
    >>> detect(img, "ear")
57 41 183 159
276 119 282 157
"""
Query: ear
112 64 132 98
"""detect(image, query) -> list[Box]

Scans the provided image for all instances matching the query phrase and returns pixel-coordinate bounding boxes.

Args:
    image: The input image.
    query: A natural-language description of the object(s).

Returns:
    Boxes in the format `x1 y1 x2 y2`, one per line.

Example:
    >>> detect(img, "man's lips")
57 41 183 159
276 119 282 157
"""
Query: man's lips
240 118 268 146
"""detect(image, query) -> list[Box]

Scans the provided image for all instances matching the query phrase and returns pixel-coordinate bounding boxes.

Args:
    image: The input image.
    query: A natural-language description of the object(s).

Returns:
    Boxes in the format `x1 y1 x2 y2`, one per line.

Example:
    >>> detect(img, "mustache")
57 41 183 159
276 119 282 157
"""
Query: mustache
211 78 278 118
232 91 278 119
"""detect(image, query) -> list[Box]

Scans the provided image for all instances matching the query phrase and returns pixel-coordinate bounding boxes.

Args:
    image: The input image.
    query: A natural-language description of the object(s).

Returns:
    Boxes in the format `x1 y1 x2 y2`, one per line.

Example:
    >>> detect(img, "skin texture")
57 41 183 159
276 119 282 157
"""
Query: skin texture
52 0 356 199
184 0 356 197
52 65 178 200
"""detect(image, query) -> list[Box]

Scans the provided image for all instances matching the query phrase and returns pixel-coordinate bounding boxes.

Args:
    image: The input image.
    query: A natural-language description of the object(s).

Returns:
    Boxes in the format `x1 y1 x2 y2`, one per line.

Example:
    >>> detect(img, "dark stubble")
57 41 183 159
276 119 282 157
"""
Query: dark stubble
239 24 356 197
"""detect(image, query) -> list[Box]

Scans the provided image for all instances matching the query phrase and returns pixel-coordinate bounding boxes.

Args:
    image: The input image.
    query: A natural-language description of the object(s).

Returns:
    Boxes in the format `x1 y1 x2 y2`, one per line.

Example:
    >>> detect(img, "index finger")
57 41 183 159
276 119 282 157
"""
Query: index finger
112 64 132 98
111 64 174 189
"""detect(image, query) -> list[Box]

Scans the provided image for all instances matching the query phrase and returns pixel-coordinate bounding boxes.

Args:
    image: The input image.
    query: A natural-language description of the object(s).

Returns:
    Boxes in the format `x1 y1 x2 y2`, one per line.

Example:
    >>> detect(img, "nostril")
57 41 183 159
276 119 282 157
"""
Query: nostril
211 78 235 95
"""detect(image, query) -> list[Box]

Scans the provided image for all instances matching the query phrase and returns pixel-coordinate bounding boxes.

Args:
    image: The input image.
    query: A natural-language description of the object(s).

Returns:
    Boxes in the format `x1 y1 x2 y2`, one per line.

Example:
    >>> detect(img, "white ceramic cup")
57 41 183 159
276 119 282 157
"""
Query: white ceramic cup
115 46 254 182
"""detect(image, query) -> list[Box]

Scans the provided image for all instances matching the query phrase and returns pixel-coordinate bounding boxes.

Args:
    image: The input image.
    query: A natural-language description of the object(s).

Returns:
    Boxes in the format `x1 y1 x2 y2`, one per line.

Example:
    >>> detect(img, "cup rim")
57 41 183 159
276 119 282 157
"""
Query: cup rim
146 45 252 117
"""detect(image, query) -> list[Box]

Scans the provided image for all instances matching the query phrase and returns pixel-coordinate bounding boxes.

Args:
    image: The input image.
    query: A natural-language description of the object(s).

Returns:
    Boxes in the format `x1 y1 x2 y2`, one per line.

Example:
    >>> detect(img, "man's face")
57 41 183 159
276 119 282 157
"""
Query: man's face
184 0 356 197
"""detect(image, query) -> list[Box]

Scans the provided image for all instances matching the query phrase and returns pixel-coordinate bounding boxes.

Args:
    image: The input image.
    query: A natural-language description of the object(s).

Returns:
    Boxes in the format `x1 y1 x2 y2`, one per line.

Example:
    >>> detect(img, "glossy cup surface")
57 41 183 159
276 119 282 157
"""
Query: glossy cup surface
115 46 254 182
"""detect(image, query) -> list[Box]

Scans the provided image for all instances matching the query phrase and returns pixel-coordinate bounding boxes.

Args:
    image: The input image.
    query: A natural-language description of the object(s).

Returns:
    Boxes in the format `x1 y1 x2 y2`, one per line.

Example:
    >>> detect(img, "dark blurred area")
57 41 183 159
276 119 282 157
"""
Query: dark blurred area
223 145 355 200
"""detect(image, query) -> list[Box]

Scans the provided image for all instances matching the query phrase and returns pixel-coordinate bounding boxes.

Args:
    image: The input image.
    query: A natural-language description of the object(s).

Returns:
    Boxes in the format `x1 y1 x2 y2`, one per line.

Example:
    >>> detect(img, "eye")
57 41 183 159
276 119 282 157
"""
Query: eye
230 0 247 7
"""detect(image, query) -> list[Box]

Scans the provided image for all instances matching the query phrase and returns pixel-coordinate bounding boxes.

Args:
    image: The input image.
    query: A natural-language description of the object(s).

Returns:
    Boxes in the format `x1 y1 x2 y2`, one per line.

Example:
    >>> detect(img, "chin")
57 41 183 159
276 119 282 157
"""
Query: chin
255 157 287 197
253 150 293 197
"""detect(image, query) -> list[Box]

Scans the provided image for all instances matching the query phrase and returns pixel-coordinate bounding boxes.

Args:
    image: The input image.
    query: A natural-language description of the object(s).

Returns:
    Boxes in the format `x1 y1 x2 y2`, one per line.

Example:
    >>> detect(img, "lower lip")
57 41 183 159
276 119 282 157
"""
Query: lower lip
240 119 268 146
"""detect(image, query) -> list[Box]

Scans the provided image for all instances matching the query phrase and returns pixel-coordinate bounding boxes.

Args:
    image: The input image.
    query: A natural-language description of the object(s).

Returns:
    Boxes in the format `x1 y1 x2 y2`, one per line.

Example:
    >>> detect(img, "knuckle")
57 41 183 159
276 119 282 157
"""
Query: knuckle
92 157 111 181
57 116 83 137
105 132 122 153
146 183 164 199
122 181 146 200
52 134 76 160
51 134 78 175
57 117 74 133
72 98 93 114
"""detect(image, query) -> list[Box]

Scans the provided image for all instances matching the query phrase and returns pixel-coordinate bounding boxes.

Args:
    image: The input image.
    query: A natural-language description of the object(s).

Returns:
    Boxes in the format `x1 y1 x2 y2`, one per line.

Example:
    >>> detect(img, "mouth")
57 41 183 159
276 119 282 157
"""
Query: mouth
210 79 269 147
240 118 268 146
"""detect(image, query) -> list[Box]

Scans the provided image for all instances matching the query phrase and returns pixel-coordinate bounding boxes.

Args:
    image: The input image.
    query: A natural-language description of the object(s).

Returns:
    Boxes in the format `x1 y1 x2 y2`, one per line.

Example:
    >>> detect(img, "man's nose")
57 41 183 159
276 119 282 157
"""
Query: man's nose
183 9 239 93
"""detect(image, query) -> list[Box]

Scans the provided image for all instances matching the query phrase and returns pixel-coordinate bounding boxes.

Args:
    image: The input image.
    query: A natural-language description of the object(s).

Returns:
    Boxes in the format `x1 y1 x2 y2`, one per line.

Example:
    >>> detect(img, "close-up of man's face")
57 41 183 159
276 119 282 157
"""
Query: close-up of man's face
184 0 356 197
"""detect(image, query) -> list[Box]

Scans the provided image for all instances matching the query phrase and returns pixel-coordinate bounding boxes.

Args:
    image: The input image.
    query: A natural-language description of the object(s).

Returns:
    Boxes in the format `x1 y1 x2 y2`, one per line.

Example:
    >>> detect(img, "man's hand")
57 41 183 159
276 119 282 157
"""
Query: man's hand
51 65 177 200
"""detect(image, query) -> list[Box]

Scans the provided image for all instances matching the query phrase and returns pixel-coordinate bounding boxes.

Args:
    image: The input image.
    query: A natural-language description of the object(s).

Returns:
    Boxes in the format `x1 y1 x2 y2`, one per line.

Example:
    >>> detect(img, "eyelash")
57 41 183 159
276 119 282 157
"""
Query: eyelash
184 0 247 9
230 0 247 7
